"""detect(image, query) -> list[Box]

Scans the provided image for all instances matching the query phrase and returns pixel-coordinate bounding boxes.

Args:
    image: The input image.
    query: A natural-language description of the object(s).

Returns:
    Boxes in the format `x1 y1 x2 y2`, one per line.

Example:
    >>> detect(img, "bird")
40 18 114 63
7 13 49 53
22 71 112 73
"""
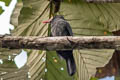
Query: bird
47 0 61 13
43 15 76 76
53 0 61 13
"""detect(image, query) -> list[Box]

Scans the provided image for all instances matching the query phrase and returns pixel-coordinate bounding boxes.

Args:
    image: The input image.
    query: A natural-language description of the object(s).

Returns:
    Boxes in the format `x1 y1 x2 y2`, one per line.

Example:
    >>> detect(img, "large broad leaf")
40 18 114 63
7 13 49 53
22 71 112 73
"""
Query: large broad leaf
0 1 28 79
74 49 114 80
0 48 20 60
57 0 120 80
46 0 120 80
11 0 50 36
0 48 29 79
46 51 74 80
60 0 120 35
0 0 29 79
11 0 50 80
10 1 23 27
0 62 28 79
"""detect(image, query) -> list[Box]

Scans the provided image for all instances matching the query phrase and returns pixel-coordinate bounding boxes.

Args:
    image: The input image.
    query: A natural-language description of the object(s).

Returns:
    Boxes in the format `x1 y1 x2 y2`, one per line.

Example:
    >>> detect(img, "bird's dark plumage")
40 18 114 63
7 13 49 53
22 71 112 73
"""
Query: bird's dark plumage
50 15 76 76
53 0 61 13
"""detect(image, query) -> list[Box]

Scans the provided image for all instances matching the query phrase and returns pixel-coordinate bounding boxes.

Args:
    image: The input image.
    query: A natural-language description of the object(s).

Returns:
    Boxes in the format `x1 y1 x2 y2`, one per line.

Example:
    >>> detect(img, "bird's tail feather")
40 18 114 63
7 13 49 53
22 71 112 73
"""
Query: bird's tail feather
66 57 76 76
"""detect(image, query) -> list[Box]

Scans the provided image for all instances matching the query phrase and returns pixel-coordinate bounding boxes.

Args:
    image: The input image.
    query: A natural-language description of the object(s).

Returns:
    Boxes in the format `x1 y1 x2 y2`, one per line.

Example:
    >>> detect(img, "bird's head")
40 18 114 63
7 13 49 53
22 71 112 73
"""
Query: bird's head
42 15 64 24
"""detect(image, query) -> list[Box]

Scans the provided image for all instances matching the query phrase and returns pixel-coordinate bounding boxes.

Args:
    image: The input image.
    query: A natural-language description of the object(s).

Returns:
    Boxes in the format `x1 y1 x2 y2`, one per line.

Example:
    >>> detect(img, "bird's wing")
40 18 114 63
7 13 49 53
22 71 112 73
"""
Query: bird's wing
51 19 73 36
65 21 73 36
57 20 73 36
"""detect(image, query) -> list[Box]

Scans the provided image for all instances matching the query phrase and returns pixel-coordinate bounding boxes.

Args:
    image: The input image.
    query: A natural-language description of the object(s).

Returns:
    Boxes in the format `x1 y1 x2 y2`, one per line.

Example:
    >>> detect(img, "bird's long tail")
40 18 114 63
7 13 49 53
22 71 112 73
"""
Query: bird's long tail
66 56 76 76
56 50 76 76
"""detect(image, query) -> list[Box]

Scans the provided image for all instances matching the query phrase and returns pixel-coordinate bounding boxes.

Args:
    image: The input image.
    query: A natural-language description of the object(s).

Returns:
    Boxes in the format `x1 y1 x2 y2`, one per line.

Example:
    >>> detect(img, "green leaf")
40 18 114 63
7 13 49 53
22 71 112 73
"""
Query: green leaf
11 0 50 80
0 49 29 79
0 6 4 14
74 49 114 80
58 0 119 80
0 48 21 60
11 0 50 36
90 77 98 80
10 2 23 26
17 0 22 2
60 0 120 35
46 51 74 80
0 0 12 6
115 76 120 80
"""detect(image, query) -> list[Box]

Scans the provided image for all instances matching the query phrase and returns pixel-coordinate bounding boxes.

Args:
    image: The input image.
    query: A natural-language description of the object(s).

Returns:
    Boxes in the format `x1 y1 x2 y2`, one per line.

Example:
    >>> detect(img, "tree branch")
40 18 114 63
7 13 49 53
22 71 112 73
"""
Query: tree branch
0 36 120 50
86 0 120 3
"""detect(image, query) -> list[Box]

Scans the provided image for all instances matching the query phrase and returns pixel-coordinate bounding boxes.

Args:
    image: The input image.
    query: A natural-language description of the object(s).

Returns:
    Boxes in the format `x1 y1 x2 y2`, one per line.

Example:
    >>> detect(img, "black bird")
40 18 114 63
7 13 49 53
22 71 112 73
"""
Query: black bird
43 15 76 76
53 0 61 13
48 0 61 13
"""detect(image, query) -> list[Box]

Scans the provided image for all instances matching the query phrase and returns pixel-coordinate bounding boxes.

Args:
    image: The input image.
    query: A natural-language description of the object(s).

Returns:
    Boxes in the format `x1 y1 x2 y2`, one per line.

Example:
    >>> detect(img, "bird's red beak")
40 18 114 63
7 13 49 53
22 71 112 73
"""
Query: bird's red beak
42 18 52 23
